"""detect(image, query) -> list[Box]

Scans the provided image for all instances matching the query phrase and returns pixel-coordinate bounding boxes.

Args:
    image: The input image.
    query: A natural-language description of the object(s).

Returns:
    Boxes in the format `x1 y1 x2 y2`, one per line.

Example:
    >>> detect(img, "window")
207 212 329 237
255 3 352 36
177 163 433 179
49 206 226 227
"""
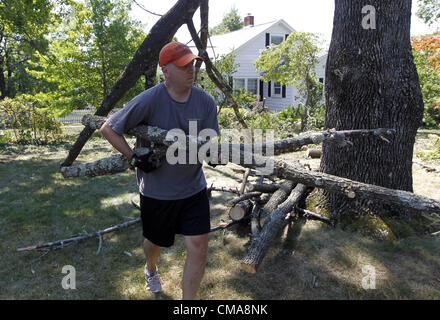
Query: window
273 82 282 96
271 35 284 45
233 78 245 94
247 78 258 95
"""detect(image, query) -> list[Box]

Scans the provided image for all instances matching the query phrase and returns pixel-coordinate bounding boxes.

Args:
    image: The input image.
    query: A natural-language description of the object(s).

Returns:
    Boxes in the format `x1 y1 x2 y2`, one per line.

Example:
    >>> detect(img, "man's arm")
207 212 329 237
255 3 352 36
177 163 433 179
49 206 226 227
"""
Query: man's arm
100 122 134 160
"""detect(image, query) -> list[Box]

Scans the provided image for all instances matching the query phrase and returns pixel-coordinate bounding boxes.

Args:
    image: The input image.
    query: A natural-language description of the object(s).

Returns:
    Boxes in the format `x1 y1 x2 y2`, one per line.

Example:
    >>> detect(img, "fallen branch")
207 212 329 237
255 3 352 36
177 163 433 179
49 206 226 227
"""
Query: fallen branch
65 115 396 179
83 115 395 156
17 219 141 252
207 186 240 197
18 202 242 254
294 206 333 226
239 168 251 195
241 154 440 215
226 192 262 207
60 154 129 178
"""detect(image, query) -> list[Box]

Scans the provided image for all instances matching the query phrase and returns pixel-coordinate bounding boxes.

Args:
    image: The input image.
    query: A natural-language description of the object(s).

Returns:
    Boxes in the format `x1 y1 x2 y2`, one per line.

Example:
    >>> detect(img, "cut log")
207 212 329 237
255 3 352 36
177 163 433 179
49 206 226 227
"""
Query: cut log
259 180 296 227
60 147 157 178
228 199 253 221
60 154 129 178
241 183 309 274
248 183 280 193
306 148 322 159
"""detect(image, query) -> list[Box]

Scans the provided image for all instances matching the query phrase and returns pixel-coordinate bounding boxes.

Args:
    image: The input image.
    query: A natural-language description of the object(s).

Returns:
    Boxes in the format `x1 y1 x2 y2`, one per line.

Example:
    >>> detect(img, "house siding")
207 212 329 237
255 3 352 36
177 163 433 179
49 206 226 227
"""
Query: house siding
196 19 327 112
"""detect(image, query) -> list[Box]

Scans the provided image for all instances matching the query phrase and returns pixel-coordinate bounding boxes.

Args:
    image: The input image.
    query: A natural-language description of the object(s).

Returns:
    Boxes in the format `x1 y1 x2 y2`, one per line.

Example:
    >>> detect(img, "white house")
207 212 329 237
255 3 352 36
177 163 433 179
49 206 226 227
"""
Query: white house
189 15 327 112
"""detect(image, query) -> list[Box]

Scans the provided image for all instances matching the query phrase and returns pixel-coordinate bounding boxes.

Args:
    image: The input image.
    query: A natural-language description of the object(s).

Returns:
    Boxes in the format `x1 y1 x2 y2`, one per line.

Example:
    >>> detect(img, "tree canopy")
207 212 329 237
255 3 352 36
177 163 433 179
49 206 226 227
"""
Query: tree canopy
417 0 440 26
26 0 146 115
209 6 243 36
412 33 440 127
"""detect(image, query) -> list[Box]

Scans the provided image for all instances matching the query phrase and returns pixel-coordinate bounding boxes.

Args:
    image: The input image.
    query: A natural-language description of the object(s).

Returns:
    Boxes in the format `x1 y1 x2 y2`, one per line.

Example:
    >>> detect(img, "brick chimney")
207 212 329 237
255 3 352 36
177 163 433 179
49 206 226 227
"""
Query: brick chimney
244 14 254 27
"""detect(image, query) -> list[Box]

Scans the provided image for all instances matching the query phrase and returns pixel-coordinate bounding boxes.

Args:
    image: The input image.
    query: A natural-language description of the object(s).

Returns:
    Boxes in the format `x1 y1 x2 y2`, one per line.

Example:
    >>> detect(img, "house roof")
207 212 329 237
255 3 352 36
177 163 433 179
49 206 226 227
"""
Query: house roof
187 19 296 57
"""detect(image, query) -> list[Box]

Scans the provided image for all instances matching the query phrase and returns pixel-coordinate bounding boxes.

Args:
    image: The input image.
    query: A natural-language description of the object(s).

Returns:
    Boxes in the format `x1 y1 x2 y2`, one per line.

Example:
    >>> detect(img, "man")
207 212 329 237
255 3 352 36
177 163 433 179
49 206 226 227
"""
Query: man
100 42 220 300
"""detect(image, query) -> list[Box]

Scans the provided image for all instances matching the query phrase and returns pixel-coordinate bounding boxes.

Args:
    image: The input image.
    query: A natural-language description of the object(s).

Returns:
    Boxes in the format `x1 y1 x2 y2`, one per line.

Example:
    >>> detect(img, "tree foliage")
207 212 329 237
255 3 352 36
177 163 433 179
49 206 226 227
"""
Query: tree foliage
254 32 323 131
412 33 440 127
417 0 440 26
209 6 243 36
27 0 146 115
195 51 238 104
0 0 54 99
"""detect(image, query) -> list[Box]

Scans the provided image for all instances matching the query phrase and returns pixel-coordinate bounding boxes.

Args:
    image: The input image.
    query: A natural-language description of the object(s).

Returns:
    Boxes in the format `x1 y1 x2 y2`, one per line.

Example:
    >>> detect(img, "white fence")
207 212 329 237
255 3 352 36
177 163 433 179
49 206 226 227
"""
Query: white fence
56 110 92 124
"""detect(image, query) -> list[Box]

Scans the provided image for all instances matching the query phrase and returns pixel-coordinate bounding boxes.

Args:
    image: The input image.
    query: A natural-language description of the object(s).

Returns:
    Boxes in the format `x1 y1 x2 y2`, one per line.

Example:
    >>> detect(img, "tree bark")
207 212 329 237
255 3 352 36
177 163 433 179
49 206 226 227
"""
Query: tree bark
320 0 424 219
241 183 309 274
248 183 280 193
259 180 295 227
61 0 202 167
194 0 209 82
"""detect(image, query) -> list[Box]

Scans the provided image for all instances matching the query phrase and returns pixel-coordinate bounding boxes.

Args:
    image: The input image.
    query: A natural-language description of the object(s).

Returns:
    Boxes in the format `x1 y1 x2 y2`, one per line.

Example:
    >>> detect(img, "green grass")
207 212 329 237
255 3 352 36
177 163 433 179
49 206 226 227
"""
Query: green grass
1 126 440 299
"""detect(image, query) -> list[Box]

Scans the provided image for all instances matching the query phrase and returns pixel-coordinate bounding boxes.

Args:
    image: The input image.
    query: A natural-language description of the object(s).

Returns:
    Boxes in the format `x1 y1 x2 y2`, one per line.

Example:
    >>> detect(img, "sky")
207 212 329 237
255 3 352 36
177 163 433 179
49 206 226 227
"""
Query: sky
130 0 439 48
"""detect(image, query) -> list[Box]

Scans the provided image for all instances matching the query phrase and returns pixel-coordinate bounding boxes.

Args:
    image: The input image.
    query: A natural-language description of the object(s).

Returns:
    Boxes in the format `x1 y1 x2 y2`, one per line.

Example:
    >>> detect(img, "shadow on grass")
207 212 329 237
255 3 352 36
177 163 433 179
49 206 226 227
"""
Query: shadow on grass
216 220 440 300
0 150 150 299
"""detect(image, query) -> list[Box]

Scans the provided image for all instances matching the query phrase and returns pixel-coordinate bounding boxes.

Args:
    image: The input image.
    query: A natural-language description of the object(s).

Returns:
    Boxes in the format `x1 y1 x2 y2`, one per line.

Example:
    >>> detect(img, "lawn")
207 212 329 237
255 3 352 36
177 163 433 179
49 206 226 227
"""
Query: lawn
1 125 440 300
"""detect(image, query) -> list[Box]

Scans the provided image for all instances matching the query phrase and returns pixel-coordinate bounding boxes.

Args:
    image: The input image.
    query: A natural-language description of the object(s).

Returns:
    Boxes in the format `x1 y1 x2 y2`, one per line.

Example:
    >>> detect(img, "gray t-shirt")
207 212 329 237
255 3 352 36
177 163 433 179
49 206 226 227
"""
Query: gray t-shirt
107 82 219 200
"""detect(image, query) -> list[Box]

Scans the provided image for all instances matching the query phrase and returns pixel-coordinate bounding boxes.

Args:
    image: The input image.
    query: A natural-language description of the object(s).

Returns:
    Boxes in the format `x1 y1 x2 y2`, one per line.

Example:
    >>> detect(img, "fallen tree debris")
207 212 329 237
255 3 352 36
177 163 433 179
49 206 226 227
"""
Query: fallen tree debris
241 183 309 274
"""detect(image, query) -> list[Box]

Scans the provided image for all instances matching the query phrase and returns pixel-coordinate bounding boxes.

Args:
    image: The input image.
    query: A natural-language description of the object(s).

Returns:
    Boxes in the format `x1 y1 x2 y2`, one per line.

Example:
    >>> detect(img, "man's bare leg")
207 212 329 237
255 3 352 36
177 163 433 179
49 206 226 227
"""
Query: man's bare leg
143 238 161 273
182 234 209 300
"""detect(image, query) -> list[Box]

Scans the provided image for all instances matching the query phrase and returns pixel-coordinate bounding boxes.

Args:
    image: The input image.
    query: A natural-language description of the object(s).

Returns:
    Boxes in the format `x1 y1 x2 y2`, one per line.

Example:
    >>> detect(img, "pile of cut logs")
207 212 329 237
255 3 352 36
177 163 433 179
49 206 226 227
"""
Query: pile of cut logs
214 171 327 273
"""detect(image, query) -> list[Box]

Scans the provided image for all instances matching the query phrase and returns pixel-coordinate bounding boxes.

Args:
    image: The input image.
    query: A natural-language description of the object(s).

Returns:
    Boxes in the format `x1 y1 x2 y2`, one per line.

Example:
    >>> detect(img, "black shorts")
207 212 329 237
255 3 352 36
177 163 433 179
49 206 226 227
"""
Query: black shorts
140 188 211 247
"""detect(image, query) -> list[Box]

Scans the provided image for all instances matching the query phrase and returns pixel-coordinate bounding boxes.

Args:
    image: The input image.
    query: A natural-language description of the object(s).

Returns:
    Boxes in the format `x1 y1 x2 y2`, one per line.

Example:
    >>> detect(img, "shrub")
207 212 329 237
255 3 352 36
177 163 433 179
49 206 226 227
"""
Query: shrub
217 106 298 139
0 97 63 144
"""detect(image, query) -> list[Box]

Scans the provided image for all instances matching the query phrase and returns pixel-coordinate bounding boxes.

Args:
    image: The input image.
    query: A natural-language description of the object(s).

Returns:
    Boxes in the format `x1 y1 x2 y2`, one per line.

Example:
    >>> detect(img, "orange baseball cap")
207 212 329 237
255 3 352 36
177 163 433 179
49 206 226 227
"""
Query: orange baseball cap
159 42 203 67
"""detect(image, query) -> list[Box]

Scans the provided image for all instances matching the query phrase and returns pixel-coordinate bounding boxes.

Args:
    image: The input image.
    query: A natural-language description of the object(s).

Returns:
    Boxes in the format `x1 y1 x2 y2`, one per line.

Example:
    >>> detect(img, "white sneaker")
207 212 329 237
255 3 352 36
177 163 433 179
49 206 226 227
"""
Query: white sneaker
144 266 162 293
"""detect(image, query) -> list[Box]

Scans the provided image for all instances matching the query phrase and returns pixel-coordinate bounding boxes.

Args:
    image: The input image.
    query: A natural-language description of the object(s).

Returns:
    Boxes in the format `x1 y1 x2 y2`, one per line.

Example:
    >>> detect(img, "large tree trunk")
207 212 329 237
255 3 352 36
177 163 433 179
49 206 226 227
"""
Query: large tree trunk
320 0 424 219
61 0 201 167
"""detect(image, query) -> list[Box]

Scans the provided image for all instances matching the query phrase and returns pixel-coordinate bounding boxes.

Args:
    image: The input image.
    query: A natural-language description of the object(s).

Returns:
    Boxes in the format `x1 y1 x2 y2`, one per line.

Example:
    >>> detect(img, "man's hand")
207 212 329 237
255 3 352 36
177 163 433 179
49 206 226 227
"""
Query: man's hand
129 150 161 173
